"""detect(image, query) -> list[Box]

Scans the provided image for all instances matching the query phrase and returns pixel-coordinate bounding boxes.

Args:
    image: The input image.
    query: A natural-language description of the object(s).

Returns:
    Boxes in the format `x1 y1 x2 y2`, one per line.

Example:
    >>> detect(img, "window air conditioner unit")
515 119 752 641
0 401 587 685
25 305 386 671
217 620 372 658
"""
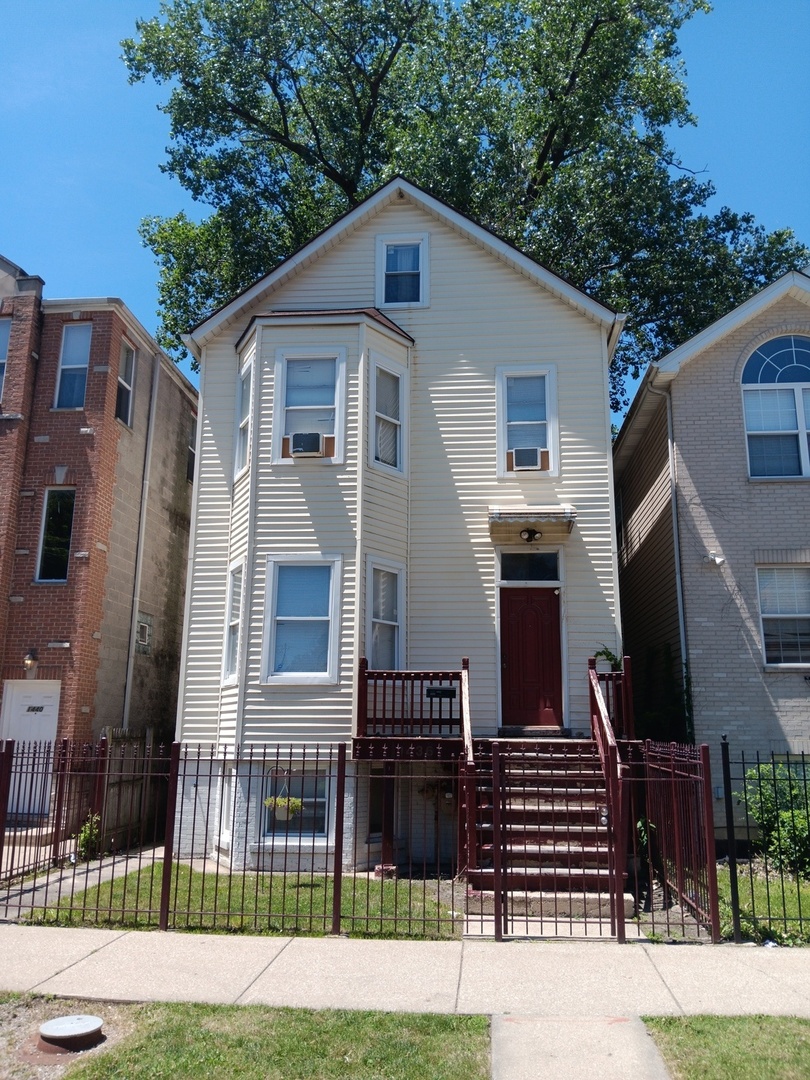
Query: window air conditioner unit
513 446 546 470
290 432 324 457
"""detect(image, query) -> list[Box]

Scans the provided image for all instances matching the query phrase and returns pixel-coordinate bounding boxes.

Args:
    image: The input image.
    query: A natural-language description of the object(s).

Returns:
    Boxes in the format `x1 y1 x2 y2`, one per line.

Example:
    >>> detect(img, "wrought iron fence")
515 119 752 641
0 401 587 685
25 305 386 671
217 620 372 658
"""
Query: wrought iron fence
720 740 810 944
622 740 720 942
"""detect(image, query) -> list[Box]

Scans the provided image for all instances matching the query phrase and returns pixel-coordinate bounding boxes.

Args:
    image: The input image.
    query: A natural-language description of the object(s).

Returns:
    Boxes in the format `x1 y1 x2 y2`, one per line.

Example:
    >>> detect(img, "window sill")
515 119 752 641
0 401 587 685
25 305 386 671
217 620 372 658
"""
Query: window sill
250 837 329 852
261 675 339 686
763 664 810 672
748 476 810 484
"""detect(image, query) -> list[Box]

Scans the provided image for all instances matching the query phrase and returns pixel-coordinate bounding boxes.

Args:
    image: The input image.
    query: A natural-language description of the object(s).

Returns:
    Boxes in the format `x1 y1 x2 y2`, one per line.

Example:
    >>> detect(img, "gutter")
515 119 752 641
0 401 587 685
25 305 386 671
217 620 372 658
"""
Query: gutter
122 351 161 729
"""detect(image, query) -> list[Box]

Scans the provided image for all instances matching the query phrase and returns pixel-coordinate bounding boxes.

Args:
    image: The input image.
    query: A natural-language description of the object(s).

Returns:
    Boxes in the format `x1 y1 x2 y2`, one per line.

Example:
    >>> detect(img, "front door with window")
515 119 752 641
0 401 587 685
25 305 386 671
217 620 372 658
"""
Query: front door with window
499 588 562 727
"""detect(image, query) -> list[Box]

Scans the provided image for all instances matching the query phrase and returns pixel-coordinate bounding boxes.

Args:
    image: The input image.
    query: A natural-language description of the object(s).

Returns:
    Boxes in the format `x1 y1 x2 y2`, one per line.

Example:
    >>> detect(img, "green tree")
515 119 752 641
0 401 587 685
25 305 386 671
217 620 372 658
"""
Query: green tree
124 0 808 408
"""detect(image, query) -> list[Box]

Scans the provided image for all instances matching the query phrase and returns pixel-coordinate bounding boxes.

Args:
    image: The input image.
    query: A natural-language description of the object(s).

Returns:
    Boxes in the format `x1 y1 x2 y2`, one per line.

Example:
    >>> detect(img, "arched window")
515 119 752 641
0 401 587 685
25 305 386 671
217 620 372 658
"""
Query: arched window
742 335 810 477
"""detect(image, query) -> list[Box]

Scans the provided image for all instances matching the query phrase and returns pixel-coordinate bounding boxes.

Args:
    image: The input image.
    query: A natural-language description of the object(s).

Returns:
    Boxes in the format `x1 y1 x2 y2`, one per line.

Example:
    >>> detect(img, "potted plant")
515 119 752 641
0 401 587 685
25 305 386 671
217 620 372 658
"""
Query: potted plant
263 794 303 821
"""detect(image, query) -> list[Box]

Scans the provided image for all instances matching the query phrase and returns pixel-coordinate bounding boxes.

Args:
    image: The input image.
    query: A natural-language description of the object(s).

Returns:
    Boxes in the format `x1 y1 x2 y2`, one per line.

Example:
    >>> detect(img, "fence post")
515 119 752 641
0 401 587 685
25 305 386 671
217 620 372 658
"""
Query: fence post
159 742 181 932
491 742 505 941
91 737 109 821
699 743 721 942
0 740 14 875
331 743 346 935
50 740 70 866
720 736 742 943
621 656 635 740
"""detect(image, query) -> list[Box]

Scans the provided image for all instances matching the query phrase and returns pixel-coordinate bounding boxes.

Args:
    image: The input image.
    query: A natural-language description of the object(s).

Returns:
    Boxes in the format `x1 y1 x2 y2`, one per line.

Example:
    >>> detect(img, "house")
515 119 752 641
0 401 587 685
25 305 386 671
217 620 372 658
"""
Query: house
614 269 810 757
177 178 627 867
0 255 198 746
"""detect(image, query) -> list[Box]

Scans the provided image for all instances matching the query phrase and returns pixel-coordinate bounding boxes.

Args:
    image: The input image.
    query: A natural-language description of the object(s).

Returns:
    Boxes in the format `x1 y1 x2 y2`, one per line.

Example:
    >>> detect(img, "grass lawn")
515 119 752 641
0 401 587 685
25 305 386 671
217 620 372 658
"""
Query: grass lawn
0 998 488 1080
645 1015 810 1080
30 861 462 939
716 864 810 944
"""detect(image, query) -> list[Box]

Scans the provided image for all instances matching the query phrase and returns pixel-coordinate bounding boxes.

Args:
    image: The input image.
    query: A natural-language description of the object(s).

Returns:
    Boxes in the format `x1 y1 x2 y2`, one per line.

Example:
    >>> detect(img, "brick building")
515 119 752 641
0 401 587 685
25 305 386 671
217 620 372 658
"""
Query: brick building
614 269 810 757
0 255 197 744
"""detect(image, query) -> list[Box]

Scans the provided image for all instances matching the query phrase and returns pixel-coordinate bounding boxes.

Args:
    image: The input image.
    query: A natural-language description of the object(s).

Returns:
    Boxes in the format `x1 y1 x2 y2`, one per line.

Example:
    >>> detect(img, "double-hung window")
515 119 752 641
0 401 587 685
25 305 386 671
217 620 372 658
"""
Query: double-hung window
274 350 345 462
368 560 404 669
372 359 406 472
37 489 76 582
116 342 135 424
742 335 810 478
0 317 10 404
496 365 557 475
264 771 329 836
223 562 244 682
235 358 252 476
263 555 341 682
376 234 429 307
757 567 810 665
55 323 92 409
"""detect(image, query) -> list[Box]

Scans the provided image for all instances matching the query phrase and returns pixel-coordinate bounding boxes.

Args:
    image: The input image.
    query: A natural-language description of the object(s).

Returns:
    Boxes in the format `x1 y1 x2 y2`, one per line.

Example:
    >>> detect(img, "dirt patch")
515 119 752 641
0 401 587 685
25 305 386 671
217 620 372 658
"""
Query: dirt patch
0 996 142 1080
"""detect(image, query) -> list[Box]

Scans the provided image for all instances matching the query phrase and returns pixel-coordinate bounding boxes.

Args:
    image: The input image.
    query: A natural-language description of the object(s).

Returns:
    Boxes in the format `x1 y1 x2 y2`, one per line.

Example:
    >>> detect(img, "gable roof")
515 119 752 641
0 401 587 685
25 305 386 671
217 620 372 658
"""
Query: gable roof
184 177 624 358
613 269 810 471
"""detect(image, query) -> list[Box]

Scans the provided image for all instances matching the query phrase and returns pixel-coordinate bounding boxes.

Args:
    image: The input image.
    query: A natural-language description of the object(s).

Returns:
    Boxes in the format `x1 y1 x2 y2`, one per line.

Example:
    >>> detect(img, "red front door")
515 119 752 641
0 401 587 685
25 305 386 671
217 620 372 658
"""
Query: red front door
500 587 563 727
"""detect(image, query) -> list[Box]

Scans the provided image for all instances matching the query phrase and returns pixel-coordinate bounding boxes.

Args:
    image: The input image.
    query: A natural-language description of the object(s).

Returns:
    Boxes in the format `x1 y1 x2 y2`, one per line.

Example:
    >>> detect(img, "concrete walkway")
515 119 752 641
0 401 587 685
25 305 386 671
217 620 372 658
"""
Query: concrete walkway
2 925 810 1078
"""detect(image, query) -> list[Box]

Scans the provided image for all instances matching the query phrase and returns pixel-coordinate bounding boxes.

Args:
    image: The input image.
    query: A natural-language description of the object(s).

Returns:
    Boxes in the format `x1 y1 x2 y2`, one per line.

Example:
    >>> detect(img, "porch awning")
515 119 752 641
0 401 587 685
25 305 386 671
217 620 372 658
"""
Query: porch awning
488 504 577 542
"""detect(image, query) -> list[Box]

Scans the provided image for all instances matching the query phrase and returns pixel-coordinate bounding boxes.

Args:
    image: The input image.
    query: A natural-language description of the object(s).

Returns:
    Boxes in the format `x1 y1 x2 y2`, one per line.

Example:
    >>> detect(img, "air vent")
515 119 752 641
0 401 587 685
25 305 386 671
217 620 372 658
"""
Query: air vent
290 432 324 457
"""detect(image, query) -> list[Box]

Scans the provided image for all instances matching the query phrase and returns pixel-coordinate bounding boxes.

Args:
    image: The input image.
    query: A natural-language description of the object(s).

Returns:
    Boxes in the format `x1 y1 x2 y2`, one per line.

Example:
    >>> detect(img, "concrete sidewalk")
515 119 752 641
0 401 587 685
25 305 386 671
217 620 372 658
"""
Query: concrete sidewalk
2 925 809 1077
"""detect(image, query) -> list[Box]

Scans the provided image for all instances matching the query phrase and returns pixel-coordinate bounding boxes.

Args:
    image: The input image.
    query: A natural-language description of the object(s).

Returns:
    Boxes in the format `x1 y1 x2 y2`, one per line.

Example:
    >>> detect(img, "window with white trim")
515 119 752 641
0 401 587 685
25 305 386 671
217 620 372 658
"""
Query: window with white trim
376 234 429 307
372 359 406 472
757 566 810 665
263 555 341 682
55 323 92 409
273 350 345 462
235 358 252 476
0 317 10 404
368 560 404 669
115 342 135 424
496 365 557 475
223 562 244 681
742 335 810 478
187 414 197 483
37 489 76 582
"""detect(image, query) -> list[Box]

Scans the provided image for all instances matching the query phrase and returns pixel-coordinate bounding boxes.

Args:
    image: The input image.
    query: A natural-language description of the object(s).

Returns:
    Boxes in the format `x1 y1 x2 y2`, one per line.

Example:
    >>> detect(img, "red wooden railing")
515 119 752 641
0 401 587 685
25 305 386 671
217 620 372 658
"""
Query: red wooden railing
357 657 470 739
590 656 635 739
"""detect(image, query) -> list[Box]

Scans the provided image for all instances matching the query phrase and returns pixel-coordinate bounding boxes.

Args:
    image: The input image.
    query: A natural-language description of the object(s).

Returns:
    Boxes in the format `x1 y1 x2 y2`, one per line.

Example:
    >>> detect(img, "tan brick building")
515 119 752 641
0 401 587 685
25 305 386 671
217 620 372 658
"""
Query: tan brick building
614 270 810 757
0 255 197 744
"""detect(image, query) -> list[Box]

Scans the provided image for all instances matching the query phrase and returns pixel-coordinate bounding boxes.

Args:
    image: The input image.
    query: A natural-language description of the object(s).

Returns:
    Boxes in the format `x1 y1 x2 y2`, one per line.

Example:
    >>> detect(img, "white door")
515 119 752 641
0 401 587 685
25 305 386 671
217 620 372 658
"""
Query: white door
0 680 61 743
0 681 61 817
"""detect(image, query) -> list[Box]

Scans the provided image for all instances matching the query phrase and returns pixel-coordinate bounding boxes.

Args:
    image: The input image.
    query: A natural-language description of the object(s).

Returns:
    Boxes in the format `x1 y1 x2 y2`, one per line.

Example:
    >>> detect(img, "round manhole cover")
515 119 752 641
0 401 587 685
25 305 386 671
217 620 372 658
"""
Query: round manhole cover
38 1014 104 1054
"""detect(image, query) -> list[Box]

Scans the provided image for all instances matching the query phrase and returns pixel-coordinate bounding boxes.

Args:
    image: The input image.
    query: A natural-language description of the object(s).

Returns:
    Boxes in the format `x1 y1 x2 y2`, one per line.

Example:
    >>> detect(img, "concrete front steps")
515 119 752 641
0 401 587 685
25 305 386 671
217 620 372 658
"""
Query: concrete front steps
467 739 626 924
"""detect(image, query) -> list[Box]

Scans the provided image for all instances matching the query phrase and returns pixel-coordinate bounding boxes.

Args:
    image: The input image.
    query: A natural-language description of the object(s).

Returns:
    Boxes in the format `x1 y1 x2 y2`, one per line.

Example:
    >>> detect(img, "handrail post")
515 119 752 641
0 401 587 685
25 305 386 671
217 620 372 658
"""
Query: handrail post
331 743 346 935
159 742 181 932
622 656 635 740
357 658 368 738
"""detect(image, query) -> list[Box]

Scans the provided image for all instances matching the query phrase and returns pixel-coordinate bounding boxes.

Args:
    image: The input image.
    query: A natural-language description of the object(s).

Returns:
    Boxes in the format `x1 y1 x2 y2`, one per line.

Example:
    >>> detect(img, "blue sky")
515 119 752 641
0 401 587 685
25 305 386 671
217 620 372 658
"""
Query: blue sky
1 1 808 390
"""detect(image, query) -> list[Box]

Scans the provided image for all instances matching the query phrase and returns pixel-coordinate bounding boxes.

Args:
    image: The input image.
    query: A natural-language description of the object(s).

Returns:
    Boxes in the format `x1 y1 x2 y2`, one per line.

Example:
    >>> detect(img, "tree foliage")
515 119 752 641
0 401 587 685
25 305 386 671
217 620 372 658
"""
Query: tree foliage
124 0 808 408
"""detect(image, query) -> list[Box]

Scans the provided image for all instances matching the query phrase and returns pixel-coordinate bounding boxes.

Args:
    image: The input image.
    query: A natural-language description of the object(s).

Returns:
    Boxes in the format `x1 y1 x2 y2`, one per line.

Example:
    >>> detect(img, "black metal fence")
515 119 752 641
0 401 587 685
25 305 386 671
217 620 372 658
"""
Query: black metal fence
720 740 810 944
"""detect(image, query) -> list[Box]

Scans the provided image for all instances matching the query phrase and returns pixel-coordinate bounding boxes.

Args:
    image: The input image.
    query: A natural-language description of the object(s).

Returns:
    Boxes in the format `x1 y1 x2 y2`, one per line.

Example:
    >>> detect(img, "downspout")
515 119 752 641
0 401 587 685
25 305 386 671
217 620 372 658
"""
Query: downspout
122 351 161 729
648 381 689 698
352 325 367 736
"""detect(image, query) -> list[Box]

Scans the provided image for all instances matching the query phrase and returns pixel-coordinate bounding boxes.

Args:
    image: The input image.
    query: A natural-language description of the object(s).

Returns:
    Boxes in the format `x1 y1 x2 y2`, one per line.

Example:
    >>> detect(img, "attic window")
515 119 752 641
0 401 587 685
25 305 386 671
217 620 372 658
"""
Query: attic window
376 234 429 307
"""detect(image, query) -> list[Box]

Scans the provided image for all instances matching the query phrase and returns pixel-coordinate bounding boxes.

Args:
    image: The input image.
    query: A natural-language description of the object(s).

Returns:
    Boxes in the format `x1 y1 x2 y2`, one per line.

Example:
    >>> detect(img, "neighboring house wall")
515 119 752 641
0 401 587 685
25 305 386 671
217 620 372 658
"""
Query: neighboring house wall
616 396 685 738
0 261 197 744
615 282 810 757
671 295 810 756
179 185 621 749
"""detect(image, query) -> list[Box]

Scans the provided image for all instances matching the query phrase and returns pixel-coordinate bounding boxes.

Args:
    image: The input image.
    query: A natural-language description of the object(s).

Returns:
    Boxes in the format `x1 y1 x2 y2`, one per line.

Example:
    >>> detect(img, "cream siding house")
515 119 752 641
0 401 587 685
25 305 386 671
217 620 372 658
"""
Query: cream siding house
614 269 810 757
177 179 625 863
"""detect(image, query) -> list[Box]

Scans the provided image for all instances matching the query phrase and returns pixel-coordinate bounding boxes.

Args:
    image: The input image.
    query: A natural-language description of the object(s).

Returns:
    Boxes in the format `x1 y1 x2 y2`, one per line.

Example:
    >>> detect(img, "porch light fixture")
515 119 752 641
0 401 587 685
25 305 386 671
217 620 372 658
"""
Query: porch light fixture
23 650 38 677
519 528 542 543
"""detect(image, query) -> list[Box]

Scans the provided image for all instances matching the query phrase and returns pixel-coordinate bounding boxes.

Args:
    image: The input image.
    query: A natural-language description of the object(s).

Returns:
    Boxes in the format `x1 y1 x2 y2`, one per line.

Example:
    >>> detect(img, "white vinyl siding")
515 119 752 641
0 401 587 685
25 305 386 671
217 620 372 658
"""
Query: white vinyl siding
55 323 92 409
